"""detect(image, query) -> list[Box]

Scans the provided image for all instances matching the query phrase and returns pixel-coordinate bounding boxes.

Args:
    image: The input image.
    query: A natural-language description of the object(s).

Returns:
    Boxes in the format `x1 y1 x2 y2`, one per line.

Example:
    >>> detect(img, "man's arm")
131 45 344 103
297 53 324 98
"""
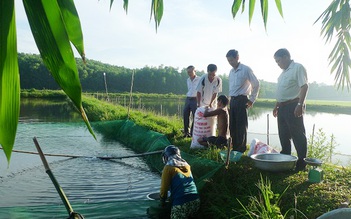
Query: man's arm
294 84 308 117
298 84 308 104
197 91 201 107
248 69 260 104
160 166 171 206
204 108 223 117
209 93 217 108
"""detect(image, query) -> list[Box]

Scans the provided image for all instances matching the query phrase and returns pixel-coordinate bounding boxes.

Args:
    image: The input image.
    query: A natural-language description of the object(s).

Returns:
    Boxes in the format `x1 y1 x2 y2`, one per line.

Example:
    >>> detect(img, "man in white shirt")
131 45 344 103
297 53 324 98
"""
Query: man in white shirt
183 65 201 138
273 48 308 172
196 64 222 108
226 49 260 153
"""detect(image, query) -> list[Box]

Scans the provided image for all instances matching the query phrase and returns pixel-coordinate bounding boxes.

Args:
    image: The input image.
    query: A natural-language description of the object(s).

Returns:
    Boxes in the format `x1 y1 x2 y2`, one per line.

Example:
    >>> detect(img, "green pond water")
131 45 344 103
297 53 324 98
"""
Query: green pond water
0 99 160 218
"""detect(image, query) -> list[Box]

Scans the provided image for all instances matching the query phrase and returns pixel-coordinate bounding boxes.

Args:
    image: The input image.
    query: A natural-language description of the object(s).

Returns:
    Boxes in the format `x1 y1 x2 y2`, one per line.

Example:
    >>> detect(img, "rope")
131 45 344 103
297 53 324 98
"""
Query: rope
0 147 163 160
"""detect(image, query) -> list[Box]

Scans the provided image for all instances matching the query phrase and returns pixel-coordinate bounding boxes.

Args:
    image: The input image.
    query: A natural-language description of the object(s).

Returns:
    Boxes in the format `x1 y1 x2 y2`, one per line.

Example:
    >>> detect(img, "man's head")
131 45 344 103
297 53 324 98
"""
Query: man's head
274 48 291 70
187 65 196 78
217 95 229 107
226 49 239 69
207 64 217 81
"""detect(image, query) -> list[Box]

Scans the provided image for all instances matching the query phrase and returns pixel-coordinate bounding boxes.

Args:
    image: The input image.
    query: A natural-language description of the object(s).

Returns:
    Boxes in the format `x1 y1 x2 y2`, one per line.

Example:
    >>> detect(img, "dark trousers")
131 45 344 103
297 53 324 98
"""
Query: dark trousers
183 97 197 135
229 96 248 152
277 102 307 166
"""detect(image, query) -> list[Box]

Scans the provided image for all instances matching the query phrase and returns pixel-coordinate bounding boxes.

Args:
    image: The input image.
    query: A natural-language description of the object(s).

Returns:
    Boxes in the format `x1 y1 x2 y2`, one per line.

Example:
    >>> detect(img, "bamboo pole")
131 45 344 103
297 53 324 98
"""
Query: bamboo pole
33 137 84 219
103 72 109 101
267 114 270 145
311 124 315 146
127 70 135 119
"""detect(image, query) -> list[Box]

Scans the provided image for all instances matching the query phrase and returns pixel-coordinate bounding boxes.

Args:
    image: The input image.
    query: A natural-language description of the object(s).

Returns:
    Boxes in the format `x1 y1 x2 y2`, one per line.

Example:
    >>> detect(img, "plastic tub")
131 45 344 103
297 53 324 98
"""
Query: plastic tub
250 153 297 172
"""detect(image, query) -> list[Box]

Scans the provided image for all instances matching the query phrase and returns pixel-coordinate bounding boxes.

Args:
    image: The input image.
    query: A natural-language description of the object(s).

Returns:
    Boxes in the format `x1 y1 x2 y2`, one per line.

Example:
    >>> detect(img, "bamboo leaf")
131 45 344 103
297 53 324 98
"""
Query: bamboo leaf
274 0 283 18
232 0 243 19
0 0 21 162
110 0 114 11
123 0 129 13
150 0 163 31
315 0 351 90
249 0 256 26
23 0 96 139
241 0 246 13
260 0 268 30
57 0 85 62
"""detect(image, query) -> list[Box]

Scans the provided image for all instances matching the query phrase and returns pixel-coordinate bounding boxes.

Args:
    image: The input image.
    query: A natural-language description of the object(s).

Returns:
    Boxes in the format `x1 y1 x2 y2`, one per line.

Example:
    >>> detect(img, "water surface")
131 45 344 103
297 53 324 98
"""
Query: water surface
0 99 161 218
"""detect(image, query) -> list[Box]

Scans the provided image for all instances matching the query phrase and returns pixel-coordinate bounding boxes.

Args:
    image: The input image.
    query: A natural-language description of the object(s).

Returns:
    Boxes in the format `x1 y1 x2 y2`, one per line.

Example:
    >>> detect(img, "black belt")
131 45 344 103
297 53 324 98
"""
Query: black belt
186 97 197 100
230 95 247 100
278 98 299 107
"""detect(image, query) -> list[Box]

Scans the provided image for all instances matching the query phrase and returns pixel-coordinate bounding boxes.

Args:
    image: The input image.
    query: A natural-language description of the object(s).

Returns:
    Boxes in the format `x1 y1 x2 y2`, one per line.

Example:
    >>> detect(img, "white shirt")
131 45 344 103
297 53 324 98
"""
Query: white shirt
186 76 201 97
276 61 308 102
229 63 260 103
196 74 222 107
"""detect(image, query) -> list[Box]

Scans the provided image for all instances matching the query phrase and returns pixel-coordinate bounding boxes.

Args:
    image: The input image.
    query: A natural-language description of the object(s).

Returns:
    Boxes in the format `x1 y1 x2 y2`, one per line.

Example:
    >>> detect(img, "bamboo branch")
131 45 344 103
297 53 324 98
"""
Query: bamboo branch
33 137 75 216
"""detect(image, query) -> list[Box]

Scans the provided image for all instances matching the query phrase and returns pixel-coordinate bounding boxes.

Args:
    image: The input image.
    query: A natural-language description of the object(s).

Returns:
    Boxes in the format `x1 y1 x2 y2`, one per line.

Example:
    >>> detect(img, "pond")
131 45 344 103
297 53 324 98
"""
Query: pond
0 99 160 218
246 108 351 165
113 96 351 164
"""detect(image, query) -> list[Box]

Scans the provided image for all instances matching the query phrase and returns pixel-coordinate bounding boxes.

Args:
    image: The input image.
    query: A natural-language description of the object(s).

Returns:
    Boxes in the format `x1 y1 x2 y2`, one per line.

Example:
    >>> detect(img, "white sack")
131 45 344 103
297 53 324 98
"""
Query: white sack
190 106 216 149
248 138 279 157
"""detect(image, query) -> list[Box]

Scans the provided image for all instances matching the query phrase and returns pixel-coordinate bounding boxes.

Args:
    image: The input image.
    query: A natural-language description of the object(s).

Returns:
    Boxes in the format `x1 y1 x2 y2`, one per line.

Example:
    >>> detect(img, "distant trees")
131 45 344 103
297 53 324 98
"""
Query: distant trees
18 53 351 101
19 53 59 90
19 53 207 94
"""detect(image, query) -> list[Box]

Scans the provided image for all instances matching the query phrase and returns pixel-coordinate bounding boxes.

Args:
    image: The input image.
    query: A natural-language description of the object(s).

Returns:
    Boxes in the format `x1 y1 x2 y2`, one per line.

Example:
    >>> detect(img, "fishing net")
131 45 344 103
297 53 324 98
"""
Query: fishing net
0 200 156 219
92 120 223 190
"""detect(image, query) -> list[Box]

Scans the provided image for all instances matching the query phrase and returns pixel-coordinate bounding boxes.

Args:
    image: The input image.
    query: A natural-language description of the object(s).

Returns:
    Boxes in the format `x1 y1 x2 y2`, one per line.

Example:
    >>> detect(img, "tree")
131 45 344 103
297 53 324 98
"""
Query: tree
230 0 351 89
315 0 351 90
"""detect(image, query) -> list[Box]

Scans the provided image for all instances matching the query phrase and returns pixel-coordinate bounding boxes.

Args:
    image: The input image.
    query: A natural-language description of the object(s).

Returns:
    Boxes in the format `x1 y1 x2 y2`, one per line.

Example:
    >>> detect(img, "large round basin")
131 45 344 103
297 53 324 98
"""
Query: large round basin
317 208 351 219
250 153 297 172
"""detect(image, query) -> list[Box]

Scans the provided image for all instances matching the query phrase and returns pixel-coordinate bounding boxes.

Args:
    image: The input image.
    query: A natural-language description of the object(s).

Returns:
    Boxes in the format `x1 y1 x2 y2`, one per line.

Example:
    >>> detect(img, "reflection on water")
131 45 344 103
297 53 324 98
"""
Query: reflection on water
20 97 351 158
0 98 161 218
20 98 82 122
113 96 351 161
247 109 351 157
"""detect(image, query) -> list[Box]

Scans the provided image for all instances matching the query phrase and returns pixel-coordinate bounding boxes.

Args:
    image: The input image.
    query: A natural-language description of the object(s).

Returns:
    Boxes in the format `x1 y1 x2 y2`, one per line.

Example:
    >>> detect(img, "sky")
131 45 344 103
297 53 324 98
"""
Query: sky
15 0 336 85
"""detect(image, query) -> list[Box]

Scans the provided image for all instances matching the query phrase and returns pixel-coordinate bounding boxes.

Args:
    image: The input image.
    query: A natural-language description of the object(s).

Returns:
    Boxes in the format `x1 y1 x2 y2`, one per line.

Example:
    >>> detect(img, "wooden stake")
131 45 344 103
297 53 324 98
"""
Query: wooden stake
225 137 232 169
127 70 135 119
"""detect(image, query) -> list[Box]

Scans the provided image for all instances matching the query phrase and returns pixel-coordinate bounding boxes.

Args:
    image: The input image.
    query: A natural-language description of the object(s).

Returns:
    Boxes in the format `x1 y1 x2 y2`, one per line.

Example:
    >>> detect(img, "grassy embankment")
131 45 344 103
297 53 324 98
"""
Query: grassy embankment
22 89 351 219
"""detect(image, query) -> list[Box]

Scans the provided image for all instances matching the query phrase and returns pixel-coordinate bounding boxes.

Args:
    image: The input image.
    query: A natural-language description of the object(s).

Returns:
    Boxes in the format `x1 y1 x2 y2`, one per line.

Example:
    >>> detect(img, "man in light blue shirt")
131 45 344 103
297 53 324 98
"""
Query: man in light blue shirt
226 49 260 153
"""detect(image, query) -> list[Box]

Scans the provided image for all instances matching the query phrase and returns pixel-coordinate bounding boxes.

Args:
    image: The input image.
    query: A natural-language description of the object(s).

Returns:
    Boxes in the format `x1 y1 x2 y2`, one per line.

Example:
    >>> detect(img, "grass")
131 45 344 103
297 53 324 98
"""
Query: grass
234 174 295 219
21 90 351 218
198 157 351 219
21 89 67 98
